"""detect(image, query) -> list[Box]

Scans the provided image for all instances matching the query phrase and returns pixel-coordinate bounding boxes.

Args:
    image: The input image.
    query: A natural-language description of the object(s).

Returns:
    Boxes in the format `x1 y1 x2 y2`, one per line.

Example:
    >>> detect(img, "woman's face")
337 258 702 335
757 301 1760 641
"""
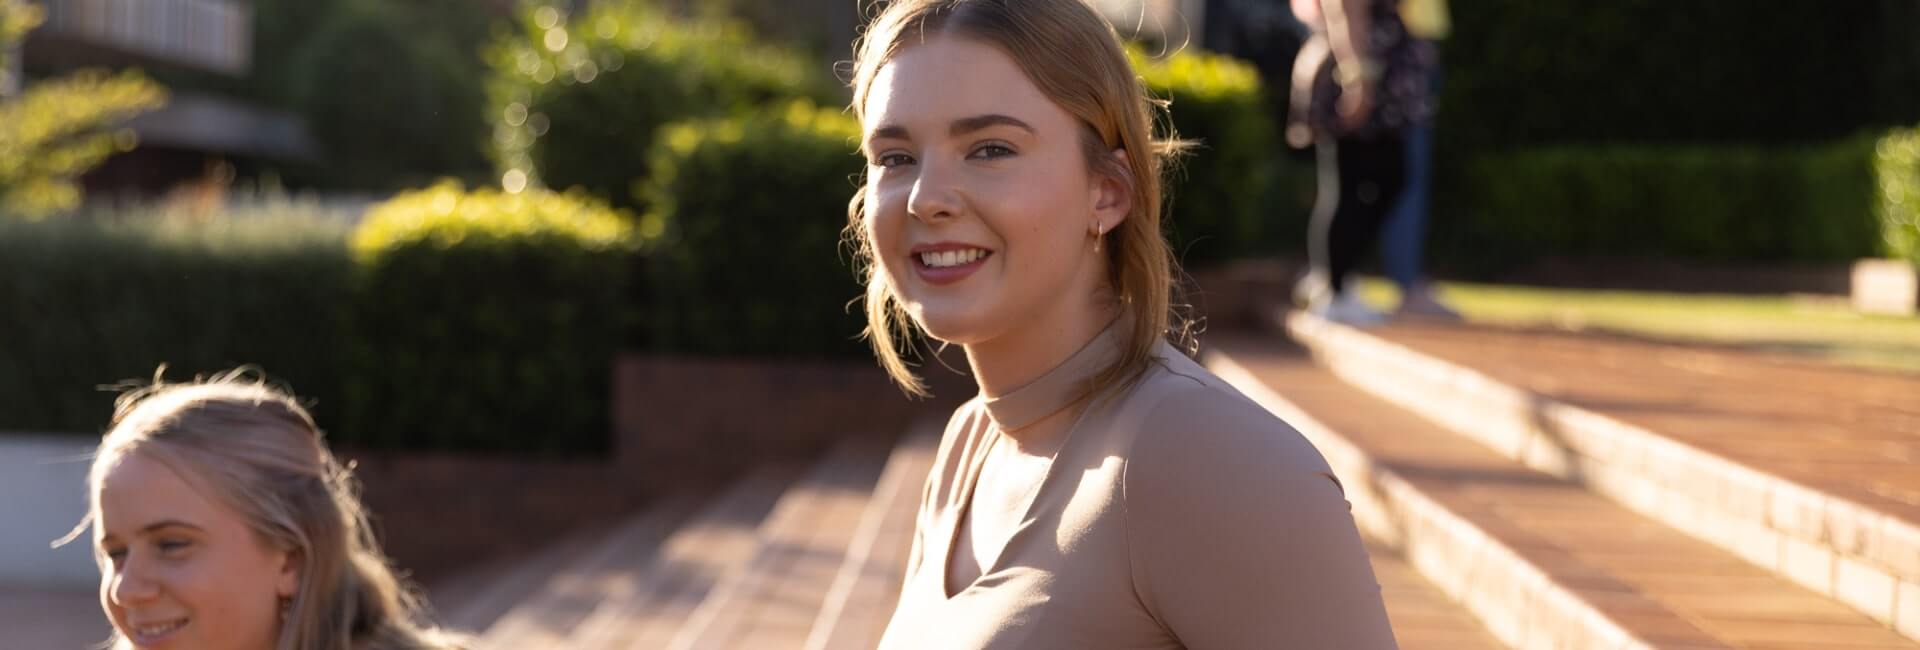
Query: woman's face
861 35 1128 346
94 452 296 650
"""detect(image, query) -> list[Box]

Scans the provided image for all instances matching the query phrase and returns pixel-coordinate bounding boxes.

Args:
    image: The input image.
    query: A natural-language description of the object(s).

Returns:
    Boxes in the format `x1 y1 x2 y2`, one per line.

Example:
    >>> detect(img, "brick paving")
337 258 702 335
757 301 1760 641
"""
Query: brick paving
1212 335 1920 649
1366 322 1920 519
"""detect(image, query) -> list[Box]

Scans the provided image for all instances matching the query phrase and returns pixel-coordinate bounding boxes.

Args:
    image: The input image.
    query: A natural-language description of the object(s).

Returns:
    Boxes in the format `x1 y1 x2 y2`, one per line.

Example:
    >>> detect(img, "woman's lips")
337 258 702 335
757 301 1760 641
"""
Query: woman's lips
128 617 189 646
911 246 992 286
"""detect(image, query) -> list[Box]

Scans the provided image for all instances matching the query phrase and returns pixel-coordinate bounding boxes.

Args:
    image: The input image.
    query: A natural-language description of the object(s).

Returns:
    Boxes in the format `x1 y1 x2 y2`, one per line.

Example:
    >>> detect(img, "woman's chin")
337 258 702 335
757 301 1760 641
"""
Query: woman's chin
906 305 996 346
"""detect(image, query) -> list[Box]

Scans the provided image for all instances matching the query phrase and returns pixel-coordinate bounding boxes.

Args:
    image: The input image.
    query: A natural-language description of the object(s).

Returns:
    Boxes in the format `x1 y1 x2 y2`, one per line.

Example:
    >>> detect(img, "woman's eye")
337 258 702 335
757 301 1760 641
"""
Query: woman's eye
971 144 1016 160
157 540 191 554
102 548 127 566
874 153 915 168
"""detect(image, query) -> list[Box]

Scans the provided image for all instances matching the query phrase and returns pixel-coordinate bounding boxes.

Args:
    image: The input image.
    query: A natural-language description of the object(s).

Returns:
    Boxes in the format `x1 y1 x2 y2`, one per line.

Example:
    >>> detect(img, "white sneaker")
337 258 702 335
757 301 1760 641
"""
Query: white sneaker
1394 287 1463 322
1314 291 1386 327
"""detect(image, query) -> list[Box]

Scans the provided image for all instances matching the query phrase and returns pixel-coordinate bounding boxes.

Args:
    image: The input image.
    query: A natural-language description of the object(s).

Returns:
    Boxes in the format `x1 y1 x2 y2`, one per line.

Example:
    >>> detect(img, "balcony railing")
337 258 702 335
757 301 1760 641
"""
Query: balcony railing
39 0 250 75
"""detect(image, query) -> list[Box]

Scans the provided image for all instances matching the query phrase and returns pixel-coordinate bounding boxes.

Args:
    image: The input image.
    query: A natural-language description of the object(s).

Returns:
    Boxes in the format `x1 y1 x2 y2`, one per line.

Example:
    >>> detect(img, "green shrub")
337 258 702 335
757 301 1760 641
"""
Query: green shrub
1877 127 1920 265
0 205 352 433
1129 46 1291 267
639 101 866 357
487 0 839 215
1436 138 1884 273
347 182 641 454
1441 0 1920 152
280 0 492 190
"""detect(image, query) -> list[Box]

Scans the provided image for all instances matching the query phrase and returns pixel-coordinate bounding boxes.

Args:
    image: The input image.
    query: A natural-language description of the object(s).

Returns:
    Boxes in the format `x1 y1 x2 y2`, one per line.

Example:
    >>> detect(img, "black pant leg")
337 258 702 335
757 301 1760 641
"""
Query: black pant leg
1322 133 1408 294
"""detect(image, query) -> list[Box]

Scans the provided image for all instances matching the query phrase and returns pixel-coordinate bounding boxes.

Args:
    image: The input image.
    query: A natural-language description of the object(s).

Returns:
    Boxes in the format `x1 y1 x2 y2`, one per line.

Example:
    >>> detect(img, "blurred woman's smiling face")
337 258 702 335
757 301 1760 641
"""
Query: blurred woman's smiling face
861 35 1122 347
94 452 296 650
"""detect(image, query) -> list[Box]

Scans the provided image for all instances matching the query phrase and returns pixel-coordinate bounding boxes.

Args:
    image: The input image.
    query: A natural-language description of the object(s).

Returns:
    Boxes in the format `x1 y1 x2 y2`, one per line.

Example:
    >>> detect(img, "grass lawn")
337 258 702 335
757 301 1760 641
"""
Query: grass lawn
1354 278 1920 374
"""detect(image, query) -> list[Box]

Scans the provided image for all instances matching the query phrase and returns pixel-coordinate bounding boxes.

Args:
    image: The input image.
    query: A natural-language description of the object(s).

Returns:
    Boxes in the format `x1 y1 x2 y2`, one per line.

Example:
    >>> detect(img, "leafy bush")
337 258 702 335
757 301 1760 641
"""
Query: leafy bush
280 0 492 190
0 205 352 433
638 101 866 357
346 183 641 454
487 0 839 215
1440 0 1920 153
1435 138 1886 273
1877 127 1920 265
0 0 166 217
1129 46 1291 267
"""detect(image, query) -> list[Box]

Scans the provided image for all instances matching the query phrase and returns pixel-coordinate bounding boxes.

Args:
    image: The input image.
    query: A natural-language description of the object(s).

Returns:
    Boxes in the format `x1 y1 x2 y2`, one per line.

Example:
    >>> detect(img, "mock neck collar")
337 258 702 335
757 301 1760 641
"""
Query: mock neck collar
980 318 1126 431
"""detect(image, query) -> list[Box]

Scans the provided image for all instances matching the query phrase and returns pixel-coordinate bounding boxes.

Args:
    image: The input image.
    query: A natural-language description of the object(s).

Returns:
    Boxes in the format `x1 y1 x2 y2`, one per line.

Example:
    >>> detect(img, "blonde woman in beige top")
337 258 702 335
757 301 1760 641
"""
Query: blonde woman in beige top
844 0 1399 647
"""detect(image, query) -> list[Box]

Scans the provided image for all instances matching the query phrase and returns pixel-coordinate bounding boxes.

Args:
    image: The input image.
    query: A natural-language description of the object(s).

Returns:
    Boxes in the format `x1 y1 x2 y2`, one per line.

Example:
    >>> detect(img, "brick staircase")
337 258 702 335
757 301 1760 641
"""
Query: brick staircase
425 307 1920 649
1201 309 1920 649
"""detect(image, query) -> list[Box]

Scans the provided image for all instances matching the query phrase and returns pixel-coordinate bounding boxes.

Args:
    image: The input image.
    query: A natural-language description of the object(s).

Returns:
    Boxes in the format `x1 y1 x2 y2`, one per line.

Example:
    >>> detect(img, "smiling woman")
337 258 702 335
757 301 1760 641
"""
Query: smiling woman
844 1 1401 648
54 371 467 650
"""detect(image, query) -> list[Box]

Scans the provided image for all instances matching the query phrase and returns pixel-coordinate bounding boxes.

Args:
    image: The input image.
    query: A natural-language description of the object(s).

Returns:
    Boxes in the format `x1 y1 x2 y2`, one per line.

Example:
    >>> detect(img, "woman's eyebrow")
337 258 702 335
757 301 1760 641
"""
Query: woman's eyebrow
139 520 205 535
867 114 1036 143
950 114 1034 136
96 520 202 545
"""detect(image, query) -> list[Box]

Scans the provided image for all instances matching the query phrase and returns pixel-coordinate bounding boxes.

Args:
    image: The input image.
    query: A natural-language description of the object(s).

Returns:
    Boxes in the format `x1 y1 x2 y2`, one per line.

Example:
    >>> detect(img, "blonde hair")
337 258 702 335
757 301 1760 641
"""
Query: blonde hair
60 369 466 650
845 0 1193 397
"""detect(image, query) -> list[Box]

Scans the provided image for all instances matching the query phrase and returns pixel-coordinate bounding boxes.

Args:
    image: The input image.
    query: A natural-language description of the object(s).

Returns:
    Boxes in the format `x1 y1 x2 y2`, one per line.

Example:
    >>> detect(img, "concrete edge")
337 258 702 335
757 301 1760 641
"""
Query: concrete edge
1206 350 1656 650
1282 309 1920 639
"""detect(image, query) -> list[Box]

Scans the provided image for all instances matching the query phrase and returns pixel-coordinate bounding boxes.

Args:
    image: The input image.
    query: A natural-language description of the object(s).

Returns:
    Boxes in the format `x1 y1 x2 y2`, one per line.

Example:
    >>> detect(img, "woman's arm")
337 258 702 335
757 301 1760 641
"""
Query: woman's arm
1125 393 1399 648
1319 0 1379 129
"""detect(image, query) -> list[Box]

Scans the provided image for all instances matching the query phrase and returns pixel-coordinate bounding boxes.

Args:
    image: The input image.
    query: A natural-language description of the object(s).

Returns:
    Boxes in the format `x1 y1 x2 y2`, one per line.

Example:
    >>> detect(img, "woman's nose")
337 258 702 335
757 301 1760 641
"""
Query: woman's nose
907 159 963 222
109 557 161 606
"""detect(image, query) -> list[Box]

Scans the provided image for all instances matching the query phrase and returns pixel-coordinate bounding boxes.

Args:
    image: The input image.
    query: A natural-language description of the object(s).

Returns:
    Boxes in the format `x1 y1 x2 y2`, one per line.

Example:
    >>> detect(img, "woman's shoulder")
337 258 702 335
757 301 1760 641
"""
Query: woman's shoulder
1121 348 1338 485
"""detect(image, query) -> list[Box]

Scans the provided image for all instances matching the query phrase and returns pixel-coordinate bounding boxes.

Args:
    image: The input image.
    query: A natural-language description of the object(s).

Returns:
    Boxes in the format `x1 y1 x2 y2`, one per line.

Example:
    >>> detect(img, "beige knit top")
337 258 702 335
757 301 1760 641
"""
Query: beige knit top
877 324 1399 649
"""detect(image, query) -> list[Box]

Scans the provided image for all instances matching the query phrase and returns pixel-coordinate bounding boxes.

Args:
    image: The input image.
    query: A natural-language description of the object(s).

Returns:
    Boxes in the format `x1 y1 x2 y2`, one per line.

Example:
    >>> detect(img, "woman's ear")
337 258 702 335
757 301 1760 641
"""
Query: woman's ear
1092 148 1133 229
276 548 301 599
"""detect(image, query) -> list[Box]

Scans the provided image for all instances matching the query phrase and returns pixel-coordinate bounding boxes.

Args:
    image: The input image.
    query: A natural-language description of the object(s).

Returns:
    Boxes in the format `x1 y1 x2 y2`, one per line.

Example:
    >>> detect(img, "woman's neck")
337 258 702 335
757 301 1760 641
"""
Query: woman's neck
963 294 1117 402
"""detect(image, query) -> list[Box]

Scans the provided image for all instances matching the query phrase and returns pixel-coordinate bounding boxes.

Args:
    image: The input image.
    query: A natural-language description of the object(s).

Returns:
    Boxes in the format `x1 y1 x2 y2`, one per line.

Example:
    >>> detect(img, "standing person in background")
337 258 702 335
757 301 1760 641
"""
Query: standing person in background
1286 0 1437 325
1380 0 1462 320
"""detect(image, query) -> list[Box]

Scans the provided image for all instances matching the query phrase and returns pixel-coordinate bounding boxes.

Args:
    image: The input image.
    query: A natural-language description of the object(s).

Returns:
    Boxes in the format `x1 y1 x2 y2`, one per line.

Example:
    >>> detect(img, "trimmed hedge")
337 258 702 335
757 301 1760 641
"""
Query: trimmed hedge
280 0 493 190
1129 46 1300 267
1434 136 1892 273
638 101 867 357
1440 0 1920 152
0 207 352 433
345 182 641 454
1877 127 1920 265
486 0 839 215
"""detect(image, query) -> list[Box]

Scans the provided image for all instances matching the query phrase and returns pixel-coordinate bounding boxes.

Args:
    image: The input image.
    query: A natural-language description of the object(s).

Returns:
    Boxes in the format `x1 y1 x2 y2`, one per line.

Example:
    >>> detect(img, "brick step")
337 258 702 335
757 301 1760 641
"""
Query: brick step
669 435 896 650
476 490 704 647
564 462 806 649
1208 335 1920 649
1281 310 1920 640
433 517 616 635
804 417 944 650
1365 537 1508 650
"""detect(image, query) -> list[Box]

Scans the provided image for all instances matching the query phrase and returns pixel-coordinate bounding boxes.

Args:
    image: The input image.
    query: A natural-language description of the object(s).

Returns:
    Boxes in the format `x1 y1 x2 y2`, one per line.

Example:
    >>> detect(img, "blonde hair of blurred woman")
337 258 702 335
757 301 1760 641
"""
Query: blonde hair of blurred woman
59 369 467 650
844 0 1194 397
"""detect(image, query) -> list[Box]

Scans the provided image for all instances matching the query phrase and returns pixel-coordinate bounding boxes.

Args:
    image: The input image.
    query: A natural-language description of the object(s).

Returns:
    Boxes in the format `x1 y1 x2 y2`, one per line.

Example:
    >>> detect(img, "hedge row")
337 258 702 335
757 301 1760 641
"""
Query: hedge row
486 0 840 215
637 101 867 357
1128 45 1301 267
1876 127 1920 265
345 183 640 453
1433 127 1920 273
0 187 638 454
0 208 353 434
1440 0 1920 152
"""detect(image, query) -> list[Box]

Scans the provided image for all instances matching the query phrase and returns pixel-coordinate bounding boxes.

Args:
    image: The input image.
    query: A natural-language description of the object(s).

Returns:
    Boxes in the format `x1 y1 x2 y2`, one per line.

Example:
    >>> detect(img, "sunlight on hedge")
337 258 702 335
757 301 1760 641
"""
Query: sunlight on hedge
352 181 640 259
1876 126 1920 264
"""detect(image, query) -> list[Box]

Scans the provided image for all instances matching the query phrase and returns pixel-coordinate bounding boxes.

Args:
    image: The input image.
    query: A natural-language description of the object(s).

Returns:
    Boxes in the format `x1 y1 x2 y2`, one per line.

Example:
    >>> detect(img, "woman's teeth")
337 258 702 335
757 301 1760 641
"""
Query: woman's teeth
136 618 188 636
920 249 987 268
